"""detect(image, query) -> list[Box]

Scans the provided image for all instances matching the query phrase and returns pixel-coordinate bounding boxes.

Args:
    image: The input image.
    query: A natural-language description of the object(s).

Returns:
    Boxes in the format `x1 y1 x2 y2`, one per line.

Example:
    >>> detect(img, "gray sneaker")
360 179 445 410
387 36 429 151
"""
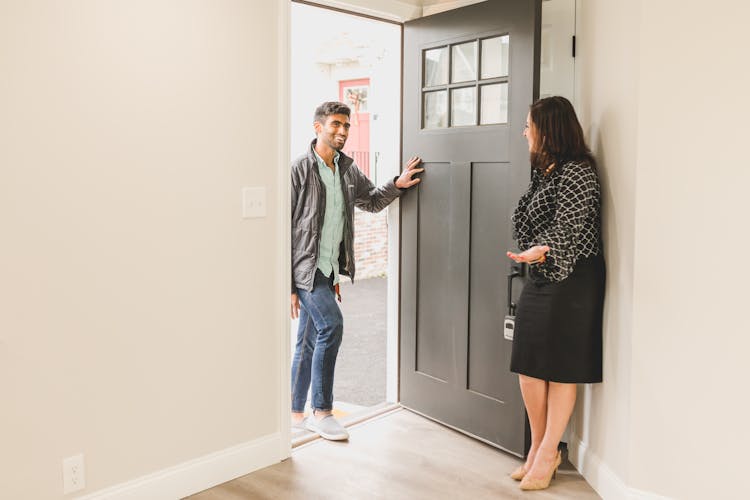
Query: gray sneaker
305 415 349 441
291 417 308 431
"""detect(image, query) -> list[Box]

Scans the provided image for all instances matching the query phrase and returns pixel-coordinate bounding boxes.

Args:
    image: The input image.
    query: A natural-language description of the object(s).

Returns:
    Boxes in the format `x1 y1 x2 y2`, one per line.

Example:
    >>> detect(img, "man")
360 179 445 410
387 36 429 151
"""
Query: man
291 101 422 440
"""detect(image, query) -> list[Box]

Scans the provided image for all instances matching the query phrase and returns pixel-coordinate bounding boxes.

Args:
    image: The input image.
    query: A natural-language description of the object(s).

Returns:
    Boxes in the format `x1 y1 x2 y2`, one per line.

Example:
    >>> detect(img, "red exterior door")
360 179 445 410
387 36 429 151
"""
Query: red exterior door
339 78 370 178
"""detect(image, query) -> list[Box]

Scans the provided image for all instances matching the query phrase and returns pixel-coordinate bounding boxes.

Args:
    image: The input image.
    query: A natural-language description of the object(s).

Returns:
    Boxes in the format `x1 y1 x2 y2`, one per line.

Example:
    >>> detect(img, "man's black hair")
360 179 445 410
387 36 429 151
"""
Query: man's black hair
313 101 351 124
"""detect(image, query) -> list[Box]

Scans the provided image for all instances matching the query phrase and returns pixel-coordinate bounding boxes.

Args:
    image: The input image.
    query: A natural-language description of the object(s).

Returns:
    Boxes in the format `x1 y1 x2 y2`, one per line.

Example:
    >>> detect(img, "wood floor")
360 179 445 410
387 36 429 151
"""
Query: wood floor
187 409 600 500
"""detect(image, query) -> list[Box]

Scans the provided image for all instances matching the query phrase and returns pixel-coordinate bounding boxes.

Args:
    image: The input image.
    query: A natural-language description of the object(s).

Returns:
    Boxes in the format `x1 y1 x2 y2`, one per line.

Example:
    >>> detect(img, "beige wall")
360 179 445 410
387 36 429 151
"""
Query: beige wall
630 1 750 498
0 1 285 498
575 0 750 498
572 0 640 492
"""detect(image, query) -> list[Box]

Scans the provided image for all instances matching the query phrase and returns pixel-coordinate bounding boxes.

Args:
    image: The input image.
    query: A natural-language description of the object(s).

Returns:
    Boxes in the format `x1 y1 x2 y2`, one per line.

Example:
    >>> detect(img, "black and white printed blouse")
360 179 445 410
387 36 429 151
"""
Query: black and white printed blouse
512 160 602 283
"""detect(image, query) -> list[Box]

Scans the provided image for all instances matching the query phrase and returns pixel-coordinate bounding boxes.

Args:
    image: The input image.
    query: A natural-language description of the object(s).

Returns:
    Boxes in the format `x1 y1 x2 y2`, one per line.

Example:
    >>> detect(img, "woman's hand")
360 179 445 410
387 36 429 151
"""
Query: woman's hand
506 245 550 264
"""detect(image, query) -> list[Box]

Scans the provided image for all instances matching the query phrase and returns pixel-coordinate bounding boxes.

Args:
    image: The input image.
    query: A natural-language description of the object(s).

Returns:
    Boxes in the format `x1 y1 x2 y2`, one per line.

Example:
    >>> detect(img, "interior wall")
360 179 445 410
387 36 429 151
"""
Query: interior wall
575 1 750 498
0 1 283 498
571 0 641 494
629 1 750 498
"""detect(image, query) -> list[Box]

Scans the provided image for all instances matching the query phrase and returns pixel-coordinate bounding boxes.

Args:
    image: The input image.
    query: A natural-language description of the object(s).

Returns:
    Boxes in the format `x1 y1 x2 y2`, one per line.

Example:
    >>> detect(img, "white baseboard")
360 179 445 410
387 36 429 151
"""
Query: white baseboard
568 433 630 500
628 488 673 500
76 433 281 500
568 433 672 500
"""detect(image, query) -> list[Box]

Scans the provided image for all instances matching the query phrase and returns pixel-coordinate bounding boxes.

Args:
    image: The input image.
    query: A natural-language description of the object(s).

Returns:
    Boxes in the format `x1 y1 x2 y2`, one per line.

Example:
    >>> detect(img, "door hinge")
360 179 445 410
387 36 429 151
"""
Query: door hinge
572 35 576 58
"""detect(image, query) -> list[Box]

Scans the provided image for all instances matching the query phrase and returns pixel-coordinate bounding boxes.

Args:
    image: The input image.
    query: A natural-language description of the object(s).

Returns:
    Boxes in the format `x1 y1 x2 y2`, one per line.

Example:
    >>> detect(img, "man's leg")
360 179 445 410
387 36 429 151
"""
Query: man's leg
296 271 347 440
291 305 316 423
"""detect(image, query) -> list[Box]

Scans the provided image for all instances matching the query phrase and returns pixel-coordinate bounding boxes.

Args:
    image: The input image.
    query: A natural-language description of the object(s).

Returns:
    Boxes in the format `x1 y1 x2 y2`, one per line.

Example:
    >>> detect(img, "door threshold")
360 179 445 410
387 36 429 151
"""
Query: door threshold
292 402 401 448
400 405 524 459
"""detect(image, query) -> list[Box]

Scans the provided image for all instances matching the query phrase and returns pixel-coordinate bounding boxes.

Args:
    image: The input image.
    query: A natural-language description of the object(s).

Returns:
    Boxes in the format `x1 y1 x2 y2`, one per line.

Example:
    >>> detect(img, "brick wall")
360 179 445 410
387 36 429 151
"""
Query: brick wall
351 208 388 279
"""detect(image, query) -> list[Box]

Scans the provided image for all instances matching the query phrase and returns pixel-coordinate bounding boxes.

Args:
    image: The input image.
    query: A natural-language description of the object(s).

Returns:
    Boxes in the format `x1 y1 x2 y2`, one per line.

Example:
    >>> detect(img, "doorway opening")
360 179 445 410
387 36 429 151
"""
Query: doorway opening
289 1 402 444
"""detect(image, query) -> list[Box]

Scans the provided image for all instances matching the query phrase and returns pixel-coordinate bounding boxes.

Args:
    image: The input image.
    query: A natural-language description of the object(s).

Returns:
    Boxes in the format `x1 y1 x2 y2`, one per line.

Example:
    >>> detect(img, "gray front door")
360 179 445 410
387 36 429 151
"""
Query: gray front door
400 0 540 456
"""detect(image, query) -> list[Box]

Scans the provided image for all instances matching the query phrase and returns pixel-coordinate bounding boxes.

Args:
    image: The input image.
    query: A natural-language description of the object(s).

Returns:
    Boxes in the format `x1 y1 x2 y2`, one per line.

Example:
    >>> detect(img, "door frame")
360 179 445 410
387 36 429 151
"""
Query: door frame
278 0 577 461
280 0 405 460
278 0 291 461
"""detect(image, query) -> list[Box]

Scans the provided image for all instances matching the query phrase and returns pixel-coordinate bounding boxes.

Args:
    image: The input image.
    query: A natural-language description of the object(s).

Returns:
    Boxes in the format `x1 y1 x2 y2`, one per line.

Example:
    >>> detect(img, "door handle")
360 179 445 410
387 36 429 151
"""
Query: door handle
506 263 524 316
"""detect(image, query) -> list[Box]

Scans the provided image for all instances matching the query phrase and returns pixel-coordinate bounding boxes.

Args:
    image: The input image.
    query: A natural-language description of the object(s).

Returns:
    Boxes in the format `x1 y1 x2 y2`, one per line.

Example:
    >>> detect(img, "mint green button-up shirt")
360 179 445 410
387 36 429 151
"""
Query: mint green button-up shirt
314 150 345 285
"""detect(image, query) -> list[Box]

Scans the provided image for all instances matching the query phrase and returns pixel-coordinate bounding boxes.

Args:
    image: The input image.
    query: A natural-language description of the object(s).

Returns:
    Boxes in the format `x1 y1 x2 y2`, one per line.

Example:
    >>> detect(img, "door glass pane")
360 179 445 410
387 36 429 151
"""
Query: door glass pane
424 90 447 129
451 87 476 127
424 47 448 87
480 83 508 124
481 35 509 79
451 41 477 83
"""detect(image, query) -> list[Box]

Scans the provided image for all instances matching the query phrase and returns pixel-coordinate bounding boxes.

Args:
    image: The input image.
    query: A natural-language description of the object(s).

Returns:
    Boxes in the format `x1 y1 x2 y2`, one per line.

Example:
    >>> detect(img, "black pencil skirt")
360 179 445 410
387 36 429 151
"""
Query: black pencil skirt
510 254 606 383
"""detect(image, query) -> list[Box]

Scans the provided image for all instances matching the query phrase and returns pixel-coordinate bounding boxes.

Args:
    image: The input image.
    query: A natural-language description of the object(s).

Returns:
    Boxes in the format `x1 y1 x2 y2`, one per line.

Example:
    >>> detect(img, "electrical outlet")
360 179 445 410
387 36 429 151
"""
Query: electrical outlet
63 454 86 494
242 186 267 218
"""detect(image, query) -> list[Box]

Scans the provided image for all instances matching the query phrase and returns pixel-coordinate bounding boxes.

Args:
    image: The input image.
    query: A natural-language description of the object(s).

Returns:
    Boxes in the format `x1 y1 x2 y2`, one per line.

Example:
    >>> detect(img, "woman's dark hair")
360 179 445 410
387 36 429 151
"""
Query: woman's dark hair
528 96 595 173
314 101 351 124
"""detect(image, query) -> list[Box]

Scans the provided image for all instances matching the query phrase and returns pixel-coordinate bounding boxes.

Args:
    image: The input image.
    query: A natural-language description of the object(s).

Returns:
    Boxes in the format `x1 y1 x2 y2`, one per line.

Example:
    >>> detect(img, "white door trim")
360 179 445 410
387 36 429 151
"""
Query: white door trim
278 0 292 461
386 201 400 403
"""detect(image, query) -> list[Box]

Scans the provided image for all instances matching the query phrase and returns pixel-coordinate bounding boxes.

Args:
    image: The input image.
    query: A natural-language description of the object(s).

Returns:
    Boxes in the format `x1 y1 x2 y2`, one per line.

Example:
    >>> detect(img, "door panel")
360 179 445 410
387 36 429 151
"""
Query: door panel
416 161 470 382
468 161 514 401
400 0 541 456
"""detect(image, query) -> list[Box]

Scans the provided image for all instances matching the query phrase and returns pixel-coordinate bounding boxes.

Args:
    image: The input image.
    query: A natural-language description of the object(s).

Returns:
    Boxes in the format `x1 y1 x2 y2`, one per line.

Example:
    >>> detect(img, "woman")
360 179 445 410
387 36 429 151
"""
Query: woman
506 96 605 491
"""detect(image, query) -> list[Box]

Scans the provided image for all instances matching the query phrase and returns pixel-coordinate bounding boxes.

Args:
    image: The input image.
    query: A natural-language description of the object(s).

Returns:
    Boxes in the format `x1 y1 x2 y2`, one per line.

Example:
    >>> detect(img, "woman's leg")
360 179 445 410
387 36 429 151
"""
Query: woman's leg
526 381 576 479
518 375 549 470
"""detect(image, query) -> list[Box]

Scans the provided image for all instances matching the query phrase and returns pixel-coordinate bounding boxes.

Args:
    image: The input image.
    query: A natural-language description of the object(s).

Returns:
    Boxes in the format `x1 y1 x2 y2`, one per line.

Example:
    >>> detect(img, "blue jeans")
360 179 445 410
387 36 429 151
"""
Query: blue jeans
291 270 344 413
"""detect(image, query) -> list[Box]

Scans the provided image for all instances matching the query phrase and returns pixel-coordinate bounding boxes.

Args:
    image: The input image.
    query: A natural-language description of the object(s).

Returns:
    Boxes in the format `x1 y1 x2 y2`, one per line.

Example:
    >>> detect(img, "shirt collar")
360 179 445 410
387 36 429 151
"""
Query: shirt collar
313 148 340 170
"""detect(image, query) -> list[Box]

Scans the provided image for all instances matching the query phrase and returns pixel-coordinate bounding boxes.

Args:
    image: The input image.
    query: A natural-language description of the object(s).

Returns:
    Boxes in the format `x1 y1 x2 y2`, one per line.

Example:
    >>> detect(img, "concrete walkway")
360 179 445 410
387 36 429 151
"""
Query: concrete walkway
291 276 388 410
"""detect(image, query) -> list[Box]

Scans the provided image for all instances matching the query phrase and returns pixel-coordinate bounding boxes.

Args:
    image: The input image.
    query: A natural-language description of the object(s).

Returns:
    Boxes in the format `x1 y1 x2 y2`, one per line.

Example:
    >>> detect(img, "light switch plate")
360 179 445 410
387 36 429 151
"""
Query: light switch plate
242 187 266 218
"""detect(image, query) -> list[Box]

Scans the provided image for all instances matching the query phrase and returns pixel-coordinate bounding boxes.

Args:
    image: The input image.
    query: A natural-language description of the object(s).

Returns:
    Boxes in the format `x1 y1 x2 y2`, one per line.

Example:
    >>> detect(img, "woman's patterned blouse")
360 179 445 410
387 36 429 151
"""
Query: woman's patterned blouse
512 160 602 283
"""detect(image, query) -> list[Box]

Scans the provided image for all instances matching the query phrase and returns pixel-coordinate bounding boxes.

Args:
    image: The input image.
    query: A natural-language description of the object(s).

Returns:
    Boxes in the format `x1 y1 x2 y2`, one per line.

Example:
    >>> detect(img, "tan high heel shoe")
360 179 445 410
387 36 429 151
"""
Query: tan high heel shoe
509 465 527 481
519 450 562 491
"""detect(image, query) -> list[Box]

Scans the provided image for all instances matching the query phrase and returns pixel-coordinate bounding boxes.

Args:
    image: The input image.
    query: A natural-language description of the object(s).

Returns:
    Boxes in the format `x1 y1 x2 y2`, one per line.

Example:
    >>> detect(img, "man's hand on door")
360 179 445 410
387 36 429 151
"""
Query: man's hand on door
395 156 424 189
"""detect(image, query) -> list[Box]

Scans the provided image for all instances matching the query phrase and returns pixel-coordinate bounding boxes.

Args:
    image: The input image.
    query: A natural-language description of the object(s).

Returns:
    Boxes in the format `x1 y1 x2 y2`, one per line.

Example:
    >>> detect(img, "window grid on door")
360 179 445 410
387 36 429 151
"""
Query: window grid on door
422 34 509 130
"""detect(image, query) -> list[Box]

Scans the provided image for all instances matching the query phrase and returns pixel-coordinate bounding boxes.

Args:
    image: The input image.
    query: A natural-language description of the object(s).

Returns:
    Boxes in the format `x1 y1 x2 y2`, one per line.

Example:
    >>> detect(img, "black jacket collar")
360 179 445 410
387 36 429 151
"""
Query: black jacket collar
308 139 353 175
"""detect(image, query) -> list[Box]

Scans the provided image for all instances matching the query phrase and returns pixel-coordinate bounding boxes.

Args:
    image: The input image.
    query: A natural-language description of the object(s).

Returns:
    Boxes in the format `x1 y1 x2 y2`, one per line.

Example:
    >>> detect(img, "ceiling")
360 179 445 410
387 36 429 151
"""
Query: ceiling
301 0 489 22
